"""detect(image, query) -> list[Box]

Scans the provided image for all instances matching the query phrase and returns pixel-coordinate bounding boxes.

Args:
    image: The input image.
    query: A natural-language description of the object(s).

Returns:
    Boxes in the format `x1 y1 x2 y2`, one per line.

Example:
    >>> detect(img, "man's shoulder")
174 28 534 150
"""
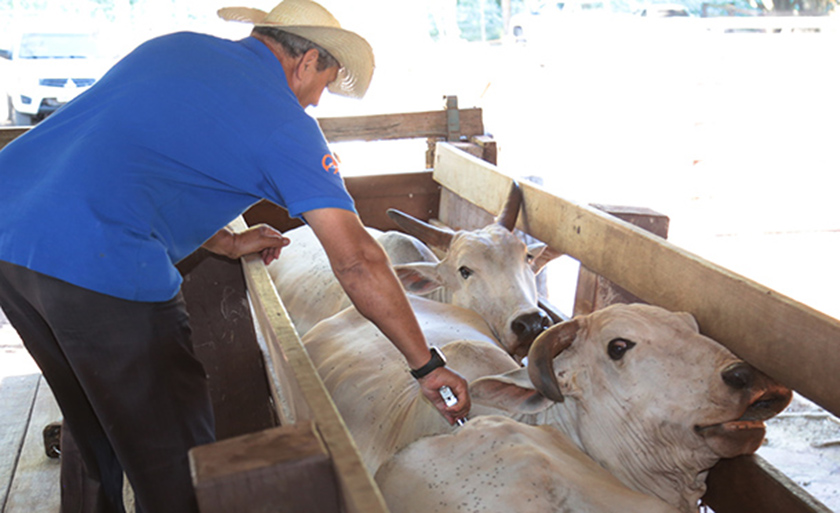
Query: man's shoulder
139 31 228 52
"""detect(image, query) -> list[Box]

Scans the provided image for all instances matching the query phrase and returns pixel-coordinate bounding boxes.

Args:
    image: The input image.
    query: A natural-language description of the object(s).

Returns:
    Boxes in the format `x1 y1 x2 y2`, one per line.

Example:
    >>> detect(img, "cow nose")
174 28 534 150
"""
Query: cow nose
511 311 552 340
721 362 755 390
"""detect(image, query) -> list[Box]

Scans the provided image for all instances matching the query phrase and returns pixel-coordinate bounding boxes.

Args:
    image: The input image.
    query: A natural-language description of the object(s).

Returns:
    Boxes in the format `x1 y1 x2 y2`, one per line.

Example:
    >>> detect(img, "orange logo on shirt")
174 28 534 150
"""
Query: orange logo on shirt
322 153 341 175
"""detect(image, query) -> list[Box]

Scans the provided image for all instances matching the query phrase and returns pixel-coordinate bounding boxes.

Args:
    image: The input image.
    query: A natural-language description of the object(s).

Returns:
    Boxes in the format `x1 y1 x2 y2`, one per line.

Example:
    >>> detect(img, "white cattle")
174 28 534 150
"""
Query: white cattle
376 416 682 513
302 295 520 475
267 182 555 357
266 225 437 335
374 303 793 513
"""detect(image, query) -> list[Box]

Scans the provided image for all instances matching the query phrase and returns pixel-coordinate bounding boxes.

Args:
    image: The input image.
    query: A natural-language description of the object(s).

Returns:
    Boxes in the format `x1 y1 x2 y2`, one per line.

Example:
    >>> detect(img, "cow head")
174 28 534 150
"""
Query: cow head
470 303 792 512
387 181 555 358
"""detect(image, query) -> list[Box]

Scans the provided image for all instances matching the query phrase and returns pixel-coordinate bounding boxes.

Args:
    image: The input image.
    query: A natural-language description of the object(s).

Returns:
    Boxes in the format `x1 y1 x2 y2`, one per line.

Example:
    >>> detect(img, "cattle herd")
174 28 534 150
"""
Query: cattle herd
268 183 792 513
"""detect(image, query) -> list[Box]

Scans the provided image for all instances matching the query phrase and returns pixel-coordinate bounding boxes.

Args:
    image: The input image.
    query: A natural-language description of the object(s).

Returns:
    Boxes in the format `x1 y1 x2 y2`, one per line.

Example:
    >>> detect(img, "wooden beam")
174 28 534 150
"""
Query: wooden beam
190 421 340 513
573 204 671 316
703 455 833 512
433 142 840 421
0 109 486 151
318 109 484 143
234 217 389 513
0 127 28 151
244 172 441 234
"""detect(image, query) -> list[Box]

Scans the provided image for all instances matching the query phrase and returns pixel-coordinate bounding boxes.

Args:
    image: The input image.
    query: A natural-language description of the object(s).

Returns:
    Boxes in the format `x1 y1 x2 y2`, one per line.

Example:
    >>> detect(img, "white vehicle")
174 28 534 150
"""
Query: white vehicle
0 30 114 125
508 0 610 43
636 3 692 16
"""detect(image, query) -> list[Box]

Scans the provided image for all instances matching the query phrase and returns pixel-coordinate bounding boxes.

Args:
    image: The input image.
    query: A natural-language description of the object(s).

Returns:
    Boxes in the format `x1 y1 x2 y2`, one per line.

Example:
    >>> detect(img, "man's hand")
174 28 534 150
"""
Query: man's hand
203 224 290 265
417 367 471 425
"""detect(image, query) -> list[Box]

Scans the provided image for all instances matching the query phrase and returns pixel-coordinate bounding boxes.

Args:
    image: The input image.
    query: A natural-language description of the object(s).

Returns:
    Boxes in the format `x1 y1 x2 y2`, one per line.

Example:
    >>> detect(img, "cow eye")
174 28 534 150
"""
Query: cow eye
526 253 535 264
607 338 636 360
458 266 473 279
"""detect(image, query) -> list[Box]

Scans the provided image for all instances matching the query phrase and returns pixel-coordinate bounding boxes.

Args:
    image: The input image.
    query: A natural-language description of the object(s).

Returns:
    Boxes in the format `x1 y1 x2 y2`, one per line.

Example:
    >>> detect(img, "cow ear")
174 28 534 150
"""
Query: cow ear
529 244 562 275
470 368 554 415
377 231 440 265
393 263 444 295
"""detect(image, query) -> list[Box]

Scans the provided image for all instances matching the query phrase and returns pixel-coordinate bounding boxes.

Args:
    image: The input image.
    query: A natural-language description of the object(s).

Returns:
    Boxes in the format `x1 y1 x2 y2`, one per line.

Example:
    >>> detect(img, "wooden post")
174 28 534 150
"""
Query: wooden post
190 421 341 513
177 249 276 440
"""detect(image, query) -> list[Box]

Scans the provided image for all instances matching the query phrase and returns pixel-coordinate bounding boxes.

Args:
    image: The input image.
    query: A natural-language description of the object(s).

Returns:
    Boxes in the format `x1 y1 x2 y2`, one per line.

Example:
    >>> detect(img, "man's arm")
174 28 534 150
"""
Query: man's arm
202 224 290 265
303 207 470 424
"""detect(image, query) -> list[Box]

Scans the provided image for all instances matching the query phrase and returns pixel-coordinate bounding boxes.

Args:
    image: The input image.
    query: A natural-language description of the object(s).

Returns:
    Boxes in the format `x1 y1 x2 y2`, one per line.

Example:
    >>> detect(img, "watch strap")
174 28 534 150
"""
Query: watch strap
410 346 446 379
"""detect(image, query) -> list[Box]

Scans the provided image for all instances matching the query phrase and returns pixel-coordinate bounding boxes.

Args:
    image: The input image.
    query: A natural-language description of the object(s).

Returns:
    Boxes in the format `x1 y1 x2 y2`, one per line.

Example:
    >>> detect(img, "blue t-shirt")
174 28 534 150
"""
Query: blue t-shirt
0 32 355 301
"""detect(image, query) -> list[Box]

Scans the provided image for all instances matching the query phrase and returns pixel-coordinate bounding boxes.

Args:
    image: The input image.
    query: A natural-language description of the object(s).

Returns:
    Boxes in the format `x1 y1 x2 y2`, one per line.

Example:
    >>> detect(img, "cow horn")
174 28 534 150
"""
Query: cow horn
527 318 580 403
493 181 522 232
386 209 454 250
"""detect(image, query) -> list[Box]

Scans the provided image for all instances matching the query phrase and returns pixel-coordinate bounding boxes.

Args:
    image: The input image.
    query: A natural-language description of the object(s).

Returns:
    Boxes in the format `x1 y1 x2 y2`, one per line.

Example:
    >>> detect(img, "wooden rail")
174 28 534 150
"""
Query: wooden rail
233 216 389 513
0 127 27 150
318 108 484 143
434 142 839 419
1 107 485 150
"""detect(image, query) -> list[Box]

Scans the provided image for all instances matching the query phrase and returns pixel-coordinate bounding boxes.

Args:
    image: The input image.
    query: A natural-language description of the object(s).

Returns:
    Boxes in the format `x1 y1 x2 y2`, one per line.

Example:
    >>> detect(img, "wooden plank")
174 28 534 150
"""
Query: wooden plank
4 376 60 513
190 421 339 513
0 374 40 511
0 127 28 151
177 249 276 441
346 172 440 230
433 142 840 421
318 109 484 143
703 455 833 513
573 205 671 316
233 217 389 513
0 110 485 151
243 172 441 234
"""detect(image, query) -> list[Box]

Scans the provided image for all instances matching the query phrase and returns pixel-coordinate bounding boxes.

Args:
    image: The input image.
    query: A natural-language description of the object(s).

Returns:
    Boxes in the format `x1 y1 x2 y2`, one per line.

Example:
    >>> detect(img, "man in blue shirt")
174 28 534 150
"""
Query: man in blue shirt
0 1 470 511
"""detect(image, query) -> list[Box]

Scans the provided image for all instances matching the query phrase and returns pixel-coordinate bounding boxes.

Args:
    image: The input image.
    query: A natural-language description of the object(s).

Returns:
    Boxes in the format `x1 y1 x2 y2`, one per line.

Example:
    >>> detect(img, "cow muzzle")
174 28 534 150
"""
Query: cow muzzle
695 363 792 458
510 310 553 358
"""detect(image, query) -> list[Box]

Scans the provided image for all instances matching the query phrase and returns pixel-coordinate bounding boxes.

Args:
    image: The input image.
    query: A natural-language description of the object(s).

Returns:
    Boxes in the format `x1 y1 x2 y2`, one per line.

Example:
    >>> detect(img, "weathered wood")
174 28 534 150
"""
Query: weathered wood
346 172 441 231
318 109 484 143
244 172 441 235
574 204 671 316
4 376 60 513
234 216 389 513
703 455 833 513
0 374 40 510
190 421 340 513
471 134 497 165
0 109 485 151
433 142 840 421
178 249 276 440
0 127 28 151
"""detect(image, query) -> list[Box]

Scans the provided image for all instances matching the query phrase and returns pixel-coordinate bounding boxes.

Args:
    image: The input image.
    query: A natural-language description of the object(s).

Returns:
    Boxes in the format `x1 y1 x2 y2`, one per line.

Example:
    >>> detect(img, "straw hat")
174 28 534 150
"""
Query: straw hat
218 0 374 98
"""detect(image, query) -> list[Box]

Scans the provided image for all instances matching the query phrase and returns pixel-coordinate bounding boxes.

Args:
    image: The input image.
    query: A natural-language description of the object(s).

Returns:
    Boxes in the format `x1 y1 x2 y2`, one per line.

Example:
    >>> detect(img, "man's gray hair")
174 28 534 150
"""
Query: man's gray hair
253 26 340 71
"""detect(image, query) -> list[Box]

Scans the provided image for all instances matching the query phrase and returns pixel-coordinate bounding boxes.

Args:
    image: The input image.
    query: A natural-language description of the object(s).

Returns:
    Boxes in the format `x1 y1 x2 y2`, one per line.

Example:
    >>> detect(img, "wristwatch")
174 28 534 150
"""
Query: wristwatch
410 346 447 379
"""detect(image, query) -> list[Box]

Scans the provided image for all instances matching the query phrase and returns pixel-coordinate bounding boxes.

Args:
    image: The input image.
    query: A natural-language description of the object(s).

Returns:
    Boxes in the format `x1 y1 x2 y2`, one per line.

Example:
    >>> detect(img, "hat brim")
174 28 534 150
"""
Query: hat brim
272 25 374 99
218 7 374 99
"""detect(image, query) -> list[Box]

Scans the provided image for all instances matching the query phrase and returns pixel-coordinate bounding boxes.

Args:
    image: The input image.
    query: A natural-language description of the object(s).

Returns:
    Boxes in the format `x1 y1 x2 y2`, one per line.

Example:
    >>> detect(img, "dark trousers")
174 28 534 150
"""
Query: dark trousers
0 261 215 513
